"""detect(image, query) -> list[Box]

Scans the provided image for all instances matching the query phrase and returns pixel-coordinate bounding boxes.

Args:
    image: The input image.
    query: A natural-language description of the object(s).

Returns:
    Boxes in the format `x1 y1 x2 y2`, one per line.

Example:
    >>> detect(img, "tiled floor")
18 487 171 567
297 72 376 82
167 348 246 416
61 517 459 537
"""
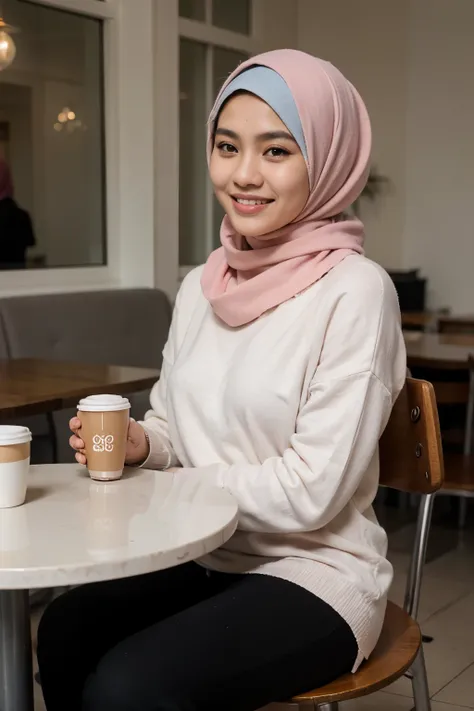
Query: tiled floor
32 498 474 711
369 498 474 711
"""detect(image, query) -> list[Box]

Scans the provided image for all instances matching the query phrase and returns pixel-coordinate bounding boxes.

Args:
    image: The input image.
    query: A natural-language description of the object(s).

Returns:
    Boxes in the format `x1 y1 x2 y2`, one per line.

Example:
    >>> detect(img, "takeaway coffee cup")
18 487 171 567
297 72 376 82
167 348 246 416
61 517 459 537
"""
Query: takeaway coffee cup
0 426 32 508
77 395 131 481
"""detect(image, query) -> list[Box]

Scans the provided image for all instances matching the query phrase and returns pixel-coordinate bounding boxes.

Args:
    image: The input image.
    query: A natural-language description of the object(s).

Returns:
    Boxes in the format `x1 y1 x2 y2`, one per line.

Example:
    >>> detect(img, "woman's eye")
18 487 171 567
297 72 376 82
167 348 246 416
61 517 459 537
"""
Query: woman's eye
217 142 237 153
266 147 290 158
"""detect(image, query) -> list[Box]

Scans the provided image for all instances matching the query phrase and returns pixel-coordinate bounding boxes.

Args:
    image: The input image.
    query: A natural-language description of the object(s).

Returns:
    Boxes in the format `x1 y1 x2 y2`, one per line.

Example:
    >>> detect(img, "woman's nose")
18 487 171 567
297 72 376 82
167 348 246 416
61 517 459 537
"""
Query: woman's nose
232 154 263 188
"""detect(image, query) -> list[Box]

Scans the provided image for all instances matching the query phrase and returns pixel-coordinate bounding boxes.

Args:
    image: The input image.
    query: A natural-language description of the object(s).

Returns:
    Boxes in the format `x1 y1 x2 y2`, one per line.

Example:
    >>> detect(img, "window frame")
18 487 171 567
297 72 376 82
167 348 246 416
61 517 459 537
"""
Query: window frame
178 0 260 279
0 0 295 299
0 0 156 296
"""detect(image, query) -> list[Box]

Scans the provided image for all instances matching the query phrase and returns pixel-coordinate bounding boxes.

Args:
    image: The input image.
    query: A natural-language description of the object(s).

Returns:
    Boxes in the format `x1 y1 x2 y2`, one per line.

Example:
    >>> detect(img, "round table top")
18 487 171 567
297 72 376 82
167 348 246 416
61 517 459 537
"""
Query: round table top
0 465 238 590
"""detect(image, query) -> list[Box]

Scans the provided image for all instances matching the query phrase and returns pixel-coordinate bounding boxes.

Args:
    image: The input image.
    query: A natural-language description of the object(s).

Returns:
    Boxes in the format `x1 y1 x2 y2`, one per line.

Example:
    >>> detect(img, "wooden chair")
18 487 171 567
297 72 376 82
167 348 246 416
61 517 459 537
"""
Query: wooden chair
281 379 444 711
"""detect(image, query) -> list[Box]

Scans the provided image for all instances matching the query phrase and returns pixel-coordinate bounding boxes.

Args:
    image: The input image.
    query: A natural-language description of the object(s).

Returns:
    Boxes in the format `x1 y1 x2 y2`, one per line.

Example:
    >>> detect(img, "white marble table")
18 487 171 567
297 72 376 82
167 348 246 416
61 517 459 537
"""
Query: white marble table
0 464 238 711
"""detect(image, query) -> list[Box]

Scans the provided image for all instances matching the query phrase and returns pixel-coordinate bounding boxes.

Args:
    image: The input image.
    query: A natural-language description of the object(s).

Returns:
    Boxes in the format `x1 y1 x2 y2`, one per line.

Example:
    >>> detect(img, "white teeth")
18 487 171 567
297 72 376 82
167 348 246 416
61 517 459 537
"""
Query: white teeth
235 198 269 206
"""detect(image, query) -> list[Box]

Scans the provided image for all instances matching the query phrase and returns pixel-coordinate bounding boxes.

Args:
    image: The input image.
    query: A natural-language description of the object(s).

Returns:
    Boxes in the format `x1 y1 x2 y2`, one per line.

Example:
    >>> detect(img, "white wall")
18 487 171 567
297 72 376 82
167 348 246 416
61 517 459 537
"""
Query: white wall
253 0 298 50
403 0 474 312
297 0 409 271
297 0 474 314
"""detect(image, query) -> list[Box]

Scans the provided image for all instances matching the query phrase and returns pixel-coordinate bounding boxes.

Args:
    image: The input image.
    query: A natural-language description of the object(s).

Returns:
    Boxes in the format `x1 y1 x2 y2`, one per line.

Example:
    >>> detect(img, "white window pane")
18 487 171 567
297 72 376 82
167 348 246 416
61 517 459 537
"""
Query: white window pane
0 0 105 270
179 0 205 21
179 39 208 266
212 0 251 35
212 47 248 249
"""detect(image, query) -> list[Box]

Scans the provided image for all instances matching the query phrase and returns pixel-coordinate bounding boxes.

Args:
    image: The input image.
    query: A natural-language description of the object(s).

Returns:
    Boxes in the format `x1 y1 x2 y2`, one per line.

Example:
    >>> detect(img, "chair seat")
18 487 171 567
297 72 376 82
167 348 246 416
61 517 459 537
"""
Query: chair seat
290 602 421 705
441 452 474 493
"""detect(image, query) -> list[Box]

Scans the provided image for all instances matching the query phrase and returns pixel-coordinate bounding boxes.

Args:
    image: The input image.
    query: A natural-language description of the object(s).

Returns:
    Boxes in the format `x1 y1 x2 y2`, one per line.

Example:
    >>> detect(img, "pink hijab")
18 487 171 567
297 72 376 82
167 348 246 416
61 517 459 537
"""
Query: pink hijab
201 49 372 328
0 159 14 201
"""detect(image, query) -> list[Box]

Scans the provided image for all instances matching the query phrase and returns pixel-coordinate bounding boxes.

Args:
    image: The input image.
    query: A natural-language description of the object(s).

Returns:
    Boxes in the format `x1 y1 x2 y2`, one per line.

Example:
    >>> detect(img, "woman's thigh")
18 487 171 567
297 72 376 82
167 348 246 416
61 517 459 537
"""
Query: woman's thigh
37 562 219 711
83 573 358 711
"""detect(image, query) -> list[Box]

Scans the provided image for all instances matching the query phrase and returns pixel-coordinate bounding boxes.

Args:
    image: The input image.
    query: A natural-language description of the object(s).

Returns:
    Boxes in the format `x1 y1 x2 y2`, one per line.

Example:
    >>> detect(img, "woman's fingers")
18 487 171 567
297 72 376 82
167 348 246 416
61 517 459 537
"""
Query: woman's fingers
69 417 86 464
75 451 87 465
69 417 82 434
69 434 85 452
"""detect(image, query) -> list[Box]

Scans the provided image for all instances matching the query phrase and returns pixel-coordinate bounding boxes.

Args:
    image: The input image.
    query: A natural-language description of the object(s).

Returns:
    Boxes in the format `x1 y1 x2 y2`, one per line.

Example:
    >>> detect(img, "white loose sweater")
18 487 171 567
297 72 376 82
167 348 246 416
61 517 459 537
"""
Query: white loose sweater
140 255 407 671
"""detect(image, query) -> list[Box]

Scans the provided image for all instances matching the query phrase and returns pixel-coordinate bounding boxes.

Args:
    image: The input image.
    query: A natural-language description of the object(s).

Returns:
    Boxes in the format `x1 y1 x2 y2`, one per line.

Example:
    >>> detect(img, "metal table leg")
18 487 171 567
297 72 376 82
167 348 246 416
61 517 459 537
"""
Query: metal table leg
0 590 34 711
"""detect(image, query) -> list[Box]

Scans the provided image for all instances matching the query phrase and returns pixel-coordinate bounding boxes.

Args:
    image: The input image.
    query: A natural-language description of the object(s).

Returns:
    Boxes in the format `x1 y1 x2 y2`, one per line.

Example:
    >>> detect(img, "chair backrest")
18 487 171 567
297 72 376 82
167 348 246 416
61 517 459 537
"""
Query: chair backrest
379 378 444 494
0 288 172 368
412 353 474 455
379 379 445 622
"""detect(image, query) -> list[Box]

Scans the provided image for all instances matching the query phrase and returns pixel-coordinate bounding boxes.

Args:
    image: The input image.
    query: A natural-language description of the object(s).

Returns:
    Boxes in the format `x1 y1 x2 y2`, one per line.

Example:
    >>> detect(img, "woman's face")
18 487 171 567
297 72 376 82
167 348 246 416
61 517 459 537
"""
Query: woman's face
209 93 309 239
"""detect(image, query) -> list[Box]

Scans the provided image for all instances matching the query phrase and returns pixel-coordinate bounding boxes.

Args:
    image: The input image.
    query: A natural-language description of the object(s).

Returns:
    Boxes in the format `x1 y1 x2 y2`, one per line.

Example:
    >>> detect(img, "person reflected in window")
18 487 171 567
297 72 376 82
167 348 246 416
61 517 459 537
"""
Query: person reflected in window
0 159 36 270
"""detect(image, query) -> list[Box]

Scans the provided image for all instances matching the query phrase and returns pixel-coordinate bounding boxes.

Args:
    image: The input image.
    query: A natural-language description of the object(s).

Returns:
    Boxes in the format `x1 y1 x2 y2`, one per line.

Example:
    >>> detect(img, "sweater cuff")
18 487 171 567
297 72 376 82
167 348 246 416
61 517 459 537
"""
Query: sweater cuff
138 423 171 470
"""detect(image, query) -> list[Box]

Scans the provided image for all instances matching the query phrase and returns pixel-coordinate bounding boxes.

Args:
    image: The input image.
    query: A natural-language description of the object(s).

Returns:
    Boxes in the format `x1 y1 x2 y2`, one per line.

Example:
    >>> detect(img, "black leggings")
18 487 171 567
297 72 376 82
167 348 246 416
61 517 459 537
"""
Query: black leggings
37 562 358 711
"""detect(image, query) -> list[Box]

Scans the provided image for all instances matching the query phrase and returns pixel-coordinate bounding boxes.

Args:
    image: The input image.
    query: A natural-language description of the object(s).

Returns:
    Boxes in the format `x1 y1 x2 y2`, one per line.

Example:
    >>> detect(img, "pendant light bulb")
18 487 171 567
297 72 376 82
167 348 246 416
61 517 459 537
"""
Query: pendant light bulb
0 18 17 71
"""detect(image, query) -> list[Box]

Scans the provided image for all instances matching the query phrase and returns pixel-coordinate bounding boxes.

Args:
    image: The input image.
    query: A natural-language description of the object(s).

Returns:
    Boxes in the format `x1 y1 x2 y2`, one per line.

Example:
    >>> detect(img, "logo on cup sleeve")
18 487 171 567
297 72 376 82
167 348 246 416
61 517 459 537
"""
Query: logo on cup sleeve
92 434 115 453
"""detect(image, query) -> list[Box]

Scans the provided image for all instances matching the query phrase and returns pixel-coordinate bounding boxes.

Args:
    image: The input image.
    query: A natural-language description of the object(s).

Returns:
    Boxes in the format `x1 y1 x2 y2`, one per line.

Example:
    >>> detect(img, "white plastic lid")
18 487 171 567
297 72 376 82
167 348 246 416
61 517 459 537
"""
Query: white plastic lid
0 425 32 445
77 394 131 413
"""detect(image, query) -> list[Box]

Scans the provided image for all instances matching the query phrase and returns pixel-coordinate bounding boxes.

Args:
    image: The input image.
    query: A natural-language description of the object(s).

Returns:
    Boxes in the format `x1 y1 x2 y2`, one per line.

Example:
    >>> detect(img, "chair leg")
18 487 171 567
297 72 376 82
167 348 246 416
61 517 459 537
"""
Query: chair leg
458 498 468 528
316 704 338 711
411 646 431 711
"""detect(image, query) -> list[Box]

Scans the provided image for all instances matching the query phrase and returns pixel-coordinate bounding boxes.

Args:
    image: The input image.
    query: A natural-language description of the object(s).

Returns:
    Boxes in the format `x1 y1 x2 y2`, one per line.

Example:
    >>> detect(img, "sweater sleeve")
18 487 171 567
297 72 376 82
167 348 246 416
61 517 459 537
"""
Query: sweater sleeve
138 350 180 470
185 270 407 533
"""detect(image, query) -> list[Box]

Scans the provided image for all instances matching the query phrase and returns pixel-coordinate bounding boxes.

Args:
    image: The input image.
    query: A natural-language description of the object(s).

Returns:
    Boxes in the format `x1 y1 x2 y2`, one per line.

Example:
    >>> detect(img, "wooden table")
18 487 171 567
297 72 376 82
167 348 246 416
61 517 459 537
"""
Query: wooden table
0 358 161 626
0 465 238 711
401 311 438 330
405 332 474 369
401 310 450 332
438 314 474 335
0 359 160 420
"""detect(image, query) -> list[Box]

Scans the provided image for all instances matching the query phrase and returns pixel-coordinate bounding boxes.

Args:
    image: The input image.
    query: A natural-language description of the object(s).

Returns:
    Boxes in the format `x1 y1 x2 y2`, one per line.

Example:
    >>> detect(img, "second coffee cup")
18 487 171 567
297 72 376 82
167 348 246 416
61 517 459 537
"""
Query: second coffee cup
0 426 32 508
77 395 131 481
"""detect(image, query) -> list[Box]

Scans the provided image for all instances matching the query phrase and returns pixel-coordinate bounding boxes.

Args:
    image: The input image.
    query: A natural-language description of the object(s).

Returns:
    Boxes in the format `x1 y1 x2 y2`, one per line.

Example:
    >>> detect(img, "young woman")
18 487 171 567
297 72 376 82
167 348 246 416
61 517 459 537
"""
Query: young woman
37 49 406 711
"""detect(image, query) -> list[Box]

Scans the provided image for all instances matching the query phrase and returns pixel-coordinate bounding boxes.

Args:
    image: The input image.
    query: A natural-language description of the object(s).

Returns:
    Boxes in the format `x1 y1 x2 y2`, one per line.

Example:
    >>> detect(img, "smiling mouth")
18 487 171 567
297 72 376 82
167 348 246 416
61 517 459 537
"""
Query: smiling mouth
232 197 274 206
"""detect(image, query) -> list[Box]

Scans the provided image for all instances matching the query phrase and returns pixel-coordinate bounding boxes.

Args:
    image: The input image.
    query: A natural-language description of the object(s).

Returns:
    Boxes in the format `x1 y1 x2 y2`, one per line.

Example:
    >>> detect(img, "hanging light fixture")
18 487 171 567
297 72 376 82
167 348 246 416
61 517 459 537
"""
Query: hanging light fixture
53 106 85 133
0 9 18 72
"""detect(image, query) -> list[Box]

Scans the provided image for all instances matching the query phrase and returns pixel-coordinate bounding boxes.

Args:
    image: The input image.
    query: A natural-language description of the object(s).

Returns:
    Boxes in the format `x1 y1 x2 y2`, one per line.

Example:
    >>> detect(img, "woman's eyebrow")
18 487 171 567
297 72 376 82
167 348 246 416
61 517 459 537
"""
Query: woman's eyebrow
215 128 239 140
257 130 296 143
215 127 297 143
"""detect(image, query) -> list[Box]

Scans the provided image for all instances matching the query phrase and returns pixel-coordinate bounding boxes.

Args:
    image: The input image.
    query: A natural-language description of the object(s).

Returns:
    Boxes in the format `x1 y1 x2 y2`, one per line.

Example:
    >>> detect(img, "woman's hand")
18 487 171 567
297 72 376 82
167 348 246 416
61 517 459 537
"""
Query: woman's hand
69 417 150 466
